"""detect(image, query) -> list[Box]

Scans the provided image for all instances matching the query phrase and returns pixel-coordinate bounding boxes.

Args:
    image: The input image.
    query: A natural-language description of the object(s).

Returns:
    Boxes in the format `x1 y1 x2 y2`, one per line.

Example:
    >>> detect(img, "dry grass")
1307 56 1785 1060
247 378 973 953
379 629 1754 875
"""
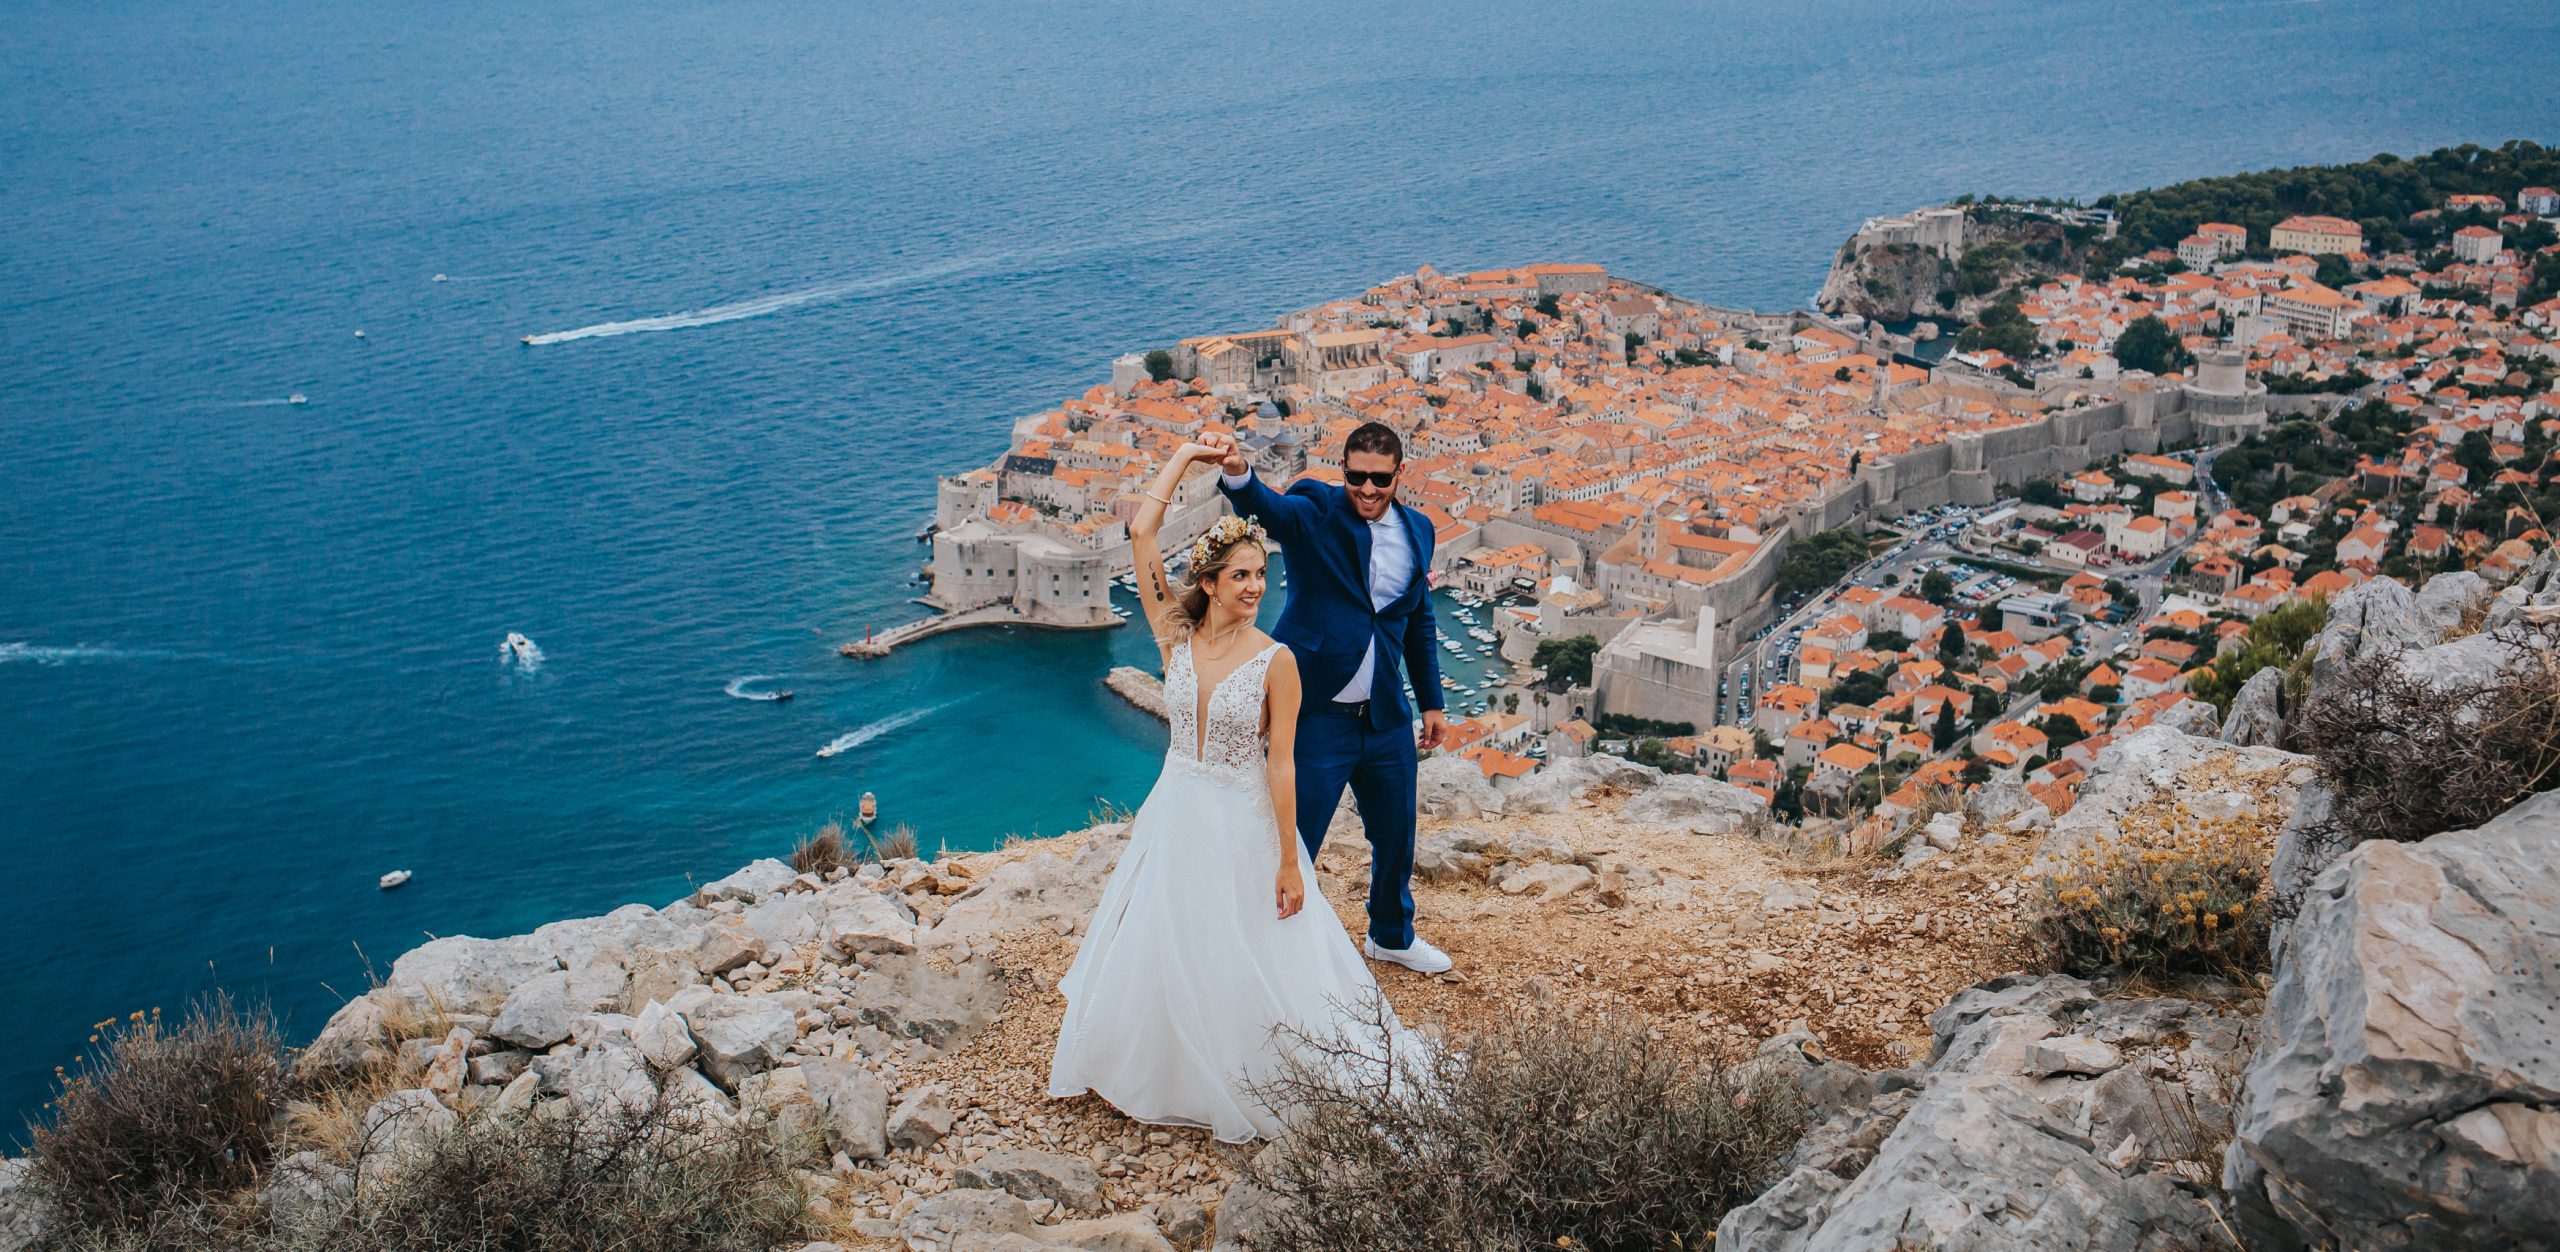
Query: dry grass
1240 1001 1807 1252
791 821 854 876
866 822 920 862
283 1094 813 1252
2031 812 2270 983
24 994 285 1240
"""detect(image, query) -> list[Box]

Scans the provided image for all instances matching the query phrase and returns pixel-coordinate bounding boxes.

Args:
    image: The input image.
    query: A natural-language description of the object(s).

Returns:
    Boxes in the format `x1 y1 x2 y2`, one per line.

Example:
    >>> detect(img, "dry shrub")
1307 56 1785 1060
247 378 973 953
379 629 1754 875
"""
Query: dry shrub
2294 631 2560 858
789 820 851 876
2032 813 2269 982
1245 1002 1807 1251
25 994 286 1238
285 1094 811 1252
866 822 919 862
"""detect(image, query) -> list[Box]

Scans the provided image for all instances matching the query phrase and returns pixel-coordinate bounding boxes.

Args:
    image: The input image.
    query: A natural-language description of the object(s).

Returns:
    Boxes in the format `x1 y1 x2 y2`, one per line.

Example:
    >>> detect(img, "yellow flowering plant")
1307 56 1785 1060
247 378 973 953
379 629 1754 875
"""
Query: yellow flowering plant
2030 811 2270 982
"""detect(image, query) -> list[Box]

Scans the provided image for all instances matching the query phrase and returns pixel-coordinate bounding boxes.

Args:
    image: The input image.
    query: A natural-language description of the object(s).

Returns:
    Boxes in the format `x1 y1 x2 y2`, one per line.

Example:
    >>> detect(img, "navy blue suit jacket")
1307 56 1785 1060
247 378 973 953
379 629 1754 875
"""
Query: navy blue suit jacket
1220 472 1444 729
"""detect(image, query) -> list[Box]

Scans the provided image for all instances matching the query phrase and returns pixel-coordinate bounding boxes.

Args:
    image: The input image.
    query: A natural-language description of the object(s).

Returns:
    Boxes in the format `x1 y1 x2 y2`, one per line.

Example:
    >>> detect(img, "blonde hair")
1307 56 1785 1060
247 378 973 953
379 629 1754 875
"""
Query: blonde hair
1161 518 1269 640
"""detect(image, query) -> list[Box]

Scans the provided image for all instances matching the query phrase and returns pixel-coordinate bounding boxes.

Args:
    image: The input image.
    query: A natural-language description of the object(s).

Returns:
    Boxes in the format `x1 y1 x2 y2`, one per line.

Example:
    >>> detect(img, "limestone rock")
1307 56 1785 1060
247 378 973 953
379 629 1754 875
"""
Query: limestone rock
927 823 1130 947
2225 788 2560 1251
260 1149 351 1231
681 995 798 1091
419 1025 473 1100
1492 861 1594 901
466 1049 529 1087
556 1037 656 1115
695 857 799 906
1619 774 1772 836
1920 811 1965 852
1410 827 1491 882
382 935 560 1017
806 1058 890 1161
1026 1213 1179 1251
820 884 921 957
1415 753 1503 818
738 1066 828 1159
661 1064 737 1130
1496 754 1657 814
2308 575 2423 697
490 963 628 1049
355 1089 457 1188
299 992 394 1080
2219 665 2287 748
902 1187 1036 1248
1717 975 2236 1251
953 1147 1107 1215
0 1158 49 1252
631 998 697 1069
1155 1196 1209 1248
2150 694 2219 738
1210 1141 1298 1251
691 916 765 976
888 1083 956 1149
2411 569 2491 641
842 954 1005 1052
2026 1035 2122 1078
2037 724 2311 865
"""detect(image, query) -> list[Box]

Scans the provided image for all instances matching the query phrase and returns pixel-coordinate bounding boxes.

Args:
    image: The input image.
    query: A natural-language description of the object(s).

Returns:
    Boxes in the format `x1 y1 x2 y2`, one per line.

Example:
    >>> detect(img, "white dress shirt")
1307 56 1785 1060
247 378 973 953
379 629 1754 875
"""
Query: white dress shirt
1223 469 1414 702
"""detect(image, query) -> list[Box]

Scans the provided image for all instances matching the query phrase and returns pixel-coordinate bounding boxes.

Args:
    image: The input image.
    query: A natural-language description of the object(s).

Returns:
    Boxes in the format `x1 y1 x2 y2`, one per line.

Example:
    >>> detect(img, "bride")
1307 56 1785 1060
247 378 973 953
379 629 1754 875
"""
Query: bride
1047 440 1403 1142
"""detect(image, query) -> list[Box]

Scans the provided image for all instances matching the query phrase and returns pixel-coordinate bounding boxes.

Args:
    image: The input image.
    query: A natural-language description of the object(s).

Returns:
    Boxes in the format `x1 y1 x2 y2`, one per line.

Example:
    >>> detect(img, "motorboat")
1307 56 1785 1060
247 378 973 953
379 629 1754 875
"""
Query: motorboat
379 869 412 890
503 631 540 667
432 273 449 282
286 394 308 405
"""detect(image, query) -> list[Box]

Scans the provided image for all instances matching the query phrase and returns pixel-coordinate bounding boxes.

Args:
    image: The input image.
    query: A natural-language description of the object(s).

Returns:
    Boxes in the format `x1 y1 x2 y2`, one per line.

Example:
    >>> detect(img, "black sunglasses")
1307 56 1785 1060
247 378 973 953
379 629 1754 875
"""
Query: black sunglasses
1343 468 1398 488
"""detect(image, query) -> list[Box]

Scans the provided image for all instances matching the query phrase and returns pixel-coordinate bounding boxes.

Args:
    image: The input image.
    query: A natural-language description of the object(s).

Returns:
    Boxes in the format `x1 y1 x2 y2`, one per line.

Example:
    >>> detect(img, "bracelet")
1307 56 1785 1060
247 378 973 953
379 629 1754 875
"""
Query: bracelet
1145 490 1175 505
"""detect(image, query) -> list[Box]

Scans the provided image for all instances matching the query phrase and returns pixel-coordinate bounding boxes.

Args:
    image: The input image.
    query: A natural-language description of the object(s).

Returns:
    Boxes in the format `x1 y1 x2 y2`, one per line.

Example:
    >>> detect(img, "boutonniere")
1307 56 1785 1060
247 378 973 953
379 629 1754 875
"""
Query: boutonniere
1426 570 1446 589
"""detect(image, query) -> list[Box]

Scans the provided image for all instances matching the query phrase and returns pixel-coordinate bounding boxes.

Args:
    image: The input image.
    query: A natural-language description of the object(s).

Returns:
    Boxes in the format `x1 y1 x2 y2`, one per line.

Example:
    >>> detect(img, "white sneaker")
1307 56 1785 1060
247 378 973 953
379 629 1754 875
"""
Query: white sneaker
1362 935 1454 975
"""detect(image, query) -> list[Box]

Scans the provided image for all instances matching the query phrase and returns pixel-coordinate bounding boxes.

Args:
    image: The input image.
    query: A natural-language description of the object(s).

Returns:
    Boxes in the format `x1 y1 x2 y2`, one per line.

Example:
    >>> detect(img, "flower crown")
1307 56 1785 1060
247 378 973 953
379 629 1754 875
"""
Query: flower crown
1187 514 1269 570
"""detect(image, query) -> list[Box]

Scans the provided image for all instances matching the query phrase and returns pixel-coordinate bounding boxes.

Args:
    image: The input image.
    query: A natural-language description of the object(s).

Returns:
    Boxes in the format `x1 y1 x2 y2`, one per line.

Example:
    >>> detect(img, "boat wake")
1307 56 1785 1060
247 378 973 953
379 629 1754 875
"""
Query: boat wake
0 642 173 665
815 701 953 758
724 675 790 701
521 257 988 346
519 225 1213 347
499 632 545 674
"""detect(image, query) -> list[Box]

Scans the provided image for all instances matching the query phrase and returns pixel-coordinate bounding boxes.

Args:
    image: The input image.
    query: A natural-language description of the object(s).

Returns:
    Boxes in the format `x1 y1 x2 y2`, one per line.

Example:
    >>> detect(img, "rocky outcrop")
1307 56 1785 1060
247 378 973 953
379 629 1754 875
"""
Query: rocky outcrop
1618 773 1771 836
0 1158 45 1252
1719 974 2249 1251
2037 724 2313 865
2224 787 2560 1250
1495 753 1661 814
1415 753 1502 819
2217 666 2287 748
926 823 1131 948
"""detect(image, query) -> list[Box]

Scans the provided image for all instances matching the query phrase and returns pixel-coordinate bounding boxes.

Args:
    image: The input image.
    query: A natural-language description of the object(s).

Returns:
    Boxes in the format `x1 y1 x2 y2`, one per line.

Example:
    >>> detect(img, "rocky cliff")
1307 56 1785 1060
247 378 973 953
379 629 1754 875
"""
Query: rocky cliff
1813 208 2084 324
7 560 2558 1251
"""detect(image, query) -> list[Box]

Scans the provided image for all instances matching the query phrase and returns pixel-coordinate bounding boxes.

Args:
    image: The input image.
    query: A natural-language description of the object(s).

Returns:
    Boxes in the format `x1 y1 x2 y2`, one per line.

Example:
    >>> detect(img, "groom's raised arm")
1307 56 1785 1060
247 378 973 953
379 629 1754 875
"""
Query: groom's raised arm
1217 466 1317 548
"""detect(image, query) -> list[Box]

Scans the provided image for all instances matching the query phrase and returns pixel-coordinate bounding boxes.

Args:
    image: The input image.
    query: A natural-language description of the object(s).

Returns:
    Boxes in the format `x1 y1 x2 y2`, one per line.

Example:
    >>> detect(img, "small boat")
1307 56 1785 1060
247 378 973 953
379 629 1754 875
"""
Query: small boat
286 394 308 405
769 690 794 702
859 792 878 823
353 329 367 339
379 870 412 890
432 273 449 282
503 631 540 668
520 335 536 347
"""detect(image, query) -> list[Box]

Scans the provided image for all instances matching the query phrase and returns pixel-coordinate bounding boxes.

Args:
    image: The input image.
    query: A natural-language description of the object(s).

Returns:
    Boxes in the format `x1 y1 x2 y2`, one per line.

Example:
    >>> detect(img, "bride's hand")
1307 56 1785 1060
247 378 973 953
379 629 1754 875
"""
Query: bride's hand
1275 863 1305 920
1173 441 1222 467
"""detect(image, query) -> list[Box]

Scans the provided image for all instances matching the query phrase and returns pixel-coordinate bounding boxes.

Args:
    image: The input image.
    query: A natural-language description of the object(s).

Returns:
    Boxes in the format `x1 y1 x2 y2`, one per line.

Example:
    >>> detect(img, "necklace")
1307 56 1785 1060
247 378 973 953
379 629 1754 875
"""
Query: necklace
1194 618 1250 662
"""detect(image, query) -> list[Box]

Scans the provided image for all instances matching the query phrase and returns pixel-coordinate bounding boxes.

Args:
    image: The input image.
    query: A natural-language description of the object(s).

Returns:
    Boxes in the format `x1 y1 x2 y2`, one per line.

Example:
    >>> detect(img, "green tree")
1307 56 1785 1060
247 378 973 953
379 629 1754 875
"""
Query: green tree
1143 349 1174 382
1979 604 2005 633
2039 713 2088 752
2112 315 2191 375
1535 294 1562 320
1921 569 1955 605
1931 700 1962 752
1939 621 1968 666
1532 635 1599 689
1957 299 2038 359
1830 669 1889 708
2021 479 2066 509
1777 527 1872 595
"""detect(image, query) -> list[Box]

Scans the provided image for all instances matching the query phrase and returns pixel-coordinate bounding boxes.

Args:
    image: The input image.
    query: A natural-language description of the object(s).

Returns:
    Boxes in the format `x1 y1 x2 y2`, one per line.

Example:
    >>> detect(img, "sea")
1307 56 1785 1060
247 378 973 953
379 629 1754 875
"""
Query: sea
3 0 2553 1130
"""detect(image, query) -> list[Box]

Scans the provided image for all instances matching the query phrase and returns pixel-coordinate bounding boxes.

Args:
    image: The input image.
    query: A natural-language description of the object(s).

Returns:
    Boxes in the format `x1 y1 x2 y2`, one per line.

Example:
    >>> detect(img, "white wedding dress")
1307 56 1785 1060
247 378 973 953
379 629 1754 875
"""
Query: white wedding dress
1048 637 1401 1142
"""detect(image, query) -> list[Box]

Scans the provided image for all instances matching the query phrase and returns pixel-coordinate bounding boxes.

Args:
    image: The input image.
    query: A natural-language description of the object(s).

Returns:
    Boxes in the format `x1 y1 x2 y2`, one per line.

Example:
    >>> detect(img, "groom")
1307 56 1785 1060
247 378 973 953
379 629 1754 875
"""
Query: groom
1205 423 1453 975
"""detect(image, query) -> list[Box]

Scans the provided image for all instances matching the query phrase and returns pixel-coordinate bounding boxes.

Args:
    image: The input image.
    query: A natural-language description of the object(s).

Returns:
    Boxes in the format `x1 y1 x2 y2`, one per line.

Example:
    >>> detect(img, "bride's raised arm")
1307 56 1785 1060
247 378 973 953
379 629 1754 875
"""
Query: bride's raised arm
1127 441 1220 667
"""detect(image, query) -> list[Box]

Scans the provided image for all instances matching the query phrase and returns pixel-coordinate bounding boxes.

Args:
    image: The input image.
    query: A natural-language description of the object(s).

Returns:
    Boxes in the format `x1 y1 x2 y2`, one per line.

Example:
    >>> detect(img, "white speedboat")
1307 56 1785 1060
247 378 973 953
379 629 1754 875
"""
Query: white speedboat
432 273 449 282
379 869 412 890
503 631 540 668
287 394 308 405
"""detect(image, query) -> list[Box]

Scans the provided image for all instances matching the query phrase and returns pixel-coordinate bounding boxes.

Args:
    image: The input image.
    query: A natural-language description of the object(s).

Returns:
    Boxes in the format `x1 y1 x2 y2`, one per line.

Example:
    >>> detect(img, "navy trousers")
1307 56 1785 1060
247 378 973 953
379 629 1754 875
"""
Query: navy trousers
1293 704 1418 950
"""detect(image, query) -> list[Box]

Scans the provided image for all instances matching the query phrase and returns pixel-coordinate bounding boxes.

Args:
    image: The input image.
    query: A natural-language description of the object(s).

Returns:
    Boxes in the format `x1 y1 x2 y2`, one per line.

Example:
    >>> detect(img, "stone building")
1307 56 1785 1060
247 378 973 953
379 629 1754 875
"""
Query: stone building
1594 610 1718 727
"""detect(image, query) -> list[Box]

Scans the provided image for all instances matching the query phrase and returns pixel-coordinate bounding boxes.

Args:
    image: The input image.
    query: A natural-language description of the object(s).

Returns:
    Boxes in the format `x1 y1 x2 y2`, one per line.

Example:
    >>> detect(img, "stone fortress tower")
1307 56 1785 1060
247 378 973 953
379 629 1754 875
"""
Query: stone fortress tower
2185 341 2268 444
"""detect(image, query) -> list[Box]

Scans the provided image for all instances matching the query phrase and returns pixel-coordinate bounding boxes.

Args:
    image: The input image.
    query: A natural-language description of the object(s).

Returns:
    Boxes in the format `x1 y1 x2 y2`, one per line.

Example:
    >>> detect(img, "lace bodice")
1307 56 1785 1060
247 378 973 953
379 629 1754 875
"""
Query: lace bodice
1164 638 1283 789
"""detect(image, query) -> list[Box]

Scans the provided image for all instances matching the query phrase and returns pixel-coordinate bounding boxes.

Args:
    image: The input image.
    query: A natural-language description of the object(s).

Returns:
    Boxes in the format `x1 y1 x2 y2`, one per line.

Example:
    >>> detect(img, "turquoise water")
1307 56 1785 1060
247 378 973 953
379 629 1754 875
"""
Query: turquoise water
2 0 2553 1128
